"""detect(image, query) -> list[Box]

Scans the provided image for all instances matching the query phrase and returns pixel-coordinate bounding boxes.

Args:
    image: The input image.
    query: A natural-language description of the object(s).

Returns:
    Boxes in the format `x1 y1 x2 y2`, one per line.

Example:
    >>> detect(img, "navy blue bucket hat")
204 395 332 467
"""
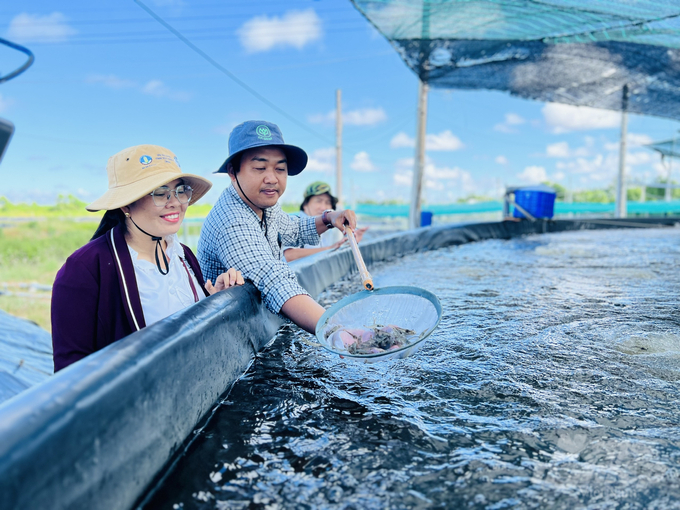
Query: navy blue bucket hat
215 120 308 176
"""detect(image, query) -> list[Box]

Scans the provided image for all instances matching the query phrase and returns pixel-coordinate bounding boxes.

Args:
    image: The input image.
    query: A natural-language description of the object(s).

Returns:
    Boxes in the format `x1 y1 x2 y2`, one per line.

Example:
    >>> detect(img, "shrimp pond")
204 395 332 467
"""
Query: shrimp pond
143 227 680 509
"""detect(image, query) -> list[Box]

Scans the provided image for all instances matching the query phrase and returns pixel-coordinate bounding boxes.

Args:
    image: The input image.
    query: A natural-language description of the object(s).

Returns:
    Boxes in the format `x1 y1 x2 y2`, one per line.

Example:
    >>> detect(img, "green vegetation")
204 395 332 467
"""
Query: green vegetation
0 194 104 218
0 218 98 331
0 218 96 284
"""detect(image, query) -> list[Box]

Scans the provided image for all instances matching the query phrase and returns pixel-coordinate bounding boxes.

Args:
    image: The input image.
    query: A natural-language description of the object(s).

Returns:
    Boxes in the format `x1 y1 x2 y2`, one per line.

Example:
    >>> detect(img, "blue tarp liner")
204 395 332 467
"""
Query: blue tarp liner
356 200 680 217
1 218 680 510
0 309 52 404
351 0 680 120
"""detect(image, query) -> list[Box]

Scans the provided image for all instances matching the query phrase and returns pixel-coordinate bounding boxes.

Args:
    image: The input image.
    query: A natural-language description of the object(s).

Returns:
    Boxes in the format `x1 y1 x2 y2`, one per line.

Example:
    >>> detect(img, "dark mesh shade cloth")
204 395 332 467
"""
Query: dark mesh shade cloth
647 139 680 158
351 0 680 119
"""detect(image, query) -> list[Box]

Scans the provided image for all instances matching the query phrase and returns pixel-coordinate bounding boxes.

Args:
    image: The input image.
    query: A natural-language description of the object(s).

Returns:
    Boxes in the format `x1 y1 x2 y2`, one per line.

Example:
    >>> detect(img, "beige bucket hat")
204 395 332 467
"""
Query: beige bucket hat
86 144 212 212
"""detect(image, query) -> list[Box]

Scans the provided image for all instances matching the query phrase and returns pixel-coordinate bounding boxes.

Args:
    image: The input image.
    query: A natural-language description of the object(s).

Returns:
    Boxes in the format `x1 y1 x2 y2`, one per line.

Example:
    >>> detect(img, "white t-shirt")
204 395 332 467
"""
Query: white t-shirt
128 234 205 326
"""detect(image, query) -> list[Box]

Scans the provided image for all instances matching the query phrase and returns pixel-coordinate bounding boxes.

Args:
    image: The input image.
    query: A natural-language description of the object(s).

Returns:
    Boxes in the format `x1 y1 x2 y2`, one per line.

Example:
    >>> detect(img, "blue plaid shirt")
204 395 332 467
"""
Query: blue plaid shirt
197 185 320 313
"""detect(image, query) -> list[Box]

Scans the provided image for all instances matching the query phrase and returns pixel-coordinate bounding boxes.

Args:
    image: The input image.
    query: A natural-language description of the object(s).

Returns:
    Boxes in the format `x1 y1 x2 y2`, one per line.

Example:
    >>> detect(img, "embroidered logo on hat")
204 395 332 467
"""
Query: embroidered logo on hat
140 155 152 165
256 125 272 140
174 156 181 167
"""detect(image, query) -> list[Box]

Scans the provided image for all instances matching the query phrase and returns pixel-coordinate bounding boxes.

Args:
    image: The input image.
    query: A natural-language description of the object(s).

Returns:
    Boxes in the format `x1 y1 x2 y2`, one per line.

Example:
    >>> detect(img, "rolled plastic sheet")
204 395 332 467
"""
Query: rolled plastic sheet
0 284 283 510
0 310 52 404
316 286 442 362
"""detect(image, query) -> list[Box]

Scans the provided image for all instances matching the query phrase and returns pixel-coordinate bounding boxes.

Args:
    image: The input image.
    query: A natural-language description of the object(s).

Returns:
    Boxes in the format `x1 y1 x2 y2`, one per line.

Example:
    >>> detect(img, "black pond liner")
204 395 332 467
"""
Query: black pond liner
0 218 677 510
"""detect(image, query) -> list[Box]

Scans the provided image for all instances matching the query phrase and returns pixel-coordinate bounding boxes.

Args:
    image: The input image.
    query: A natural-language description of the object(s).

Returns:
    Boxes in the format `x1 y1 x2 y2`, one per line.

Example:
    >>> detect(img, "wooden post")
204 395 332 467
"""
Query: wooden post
409 80 429 229
616 84 629 218
335 89 343 207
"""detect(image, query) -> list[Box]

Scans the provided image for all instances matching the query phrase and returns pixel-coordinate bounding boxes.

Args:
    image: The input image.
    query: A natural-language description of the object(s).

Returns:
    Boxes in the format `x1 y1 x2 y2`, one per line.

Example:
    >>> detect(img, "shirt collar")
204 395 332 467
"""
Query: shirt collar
227 184 273 223
128 233 180 264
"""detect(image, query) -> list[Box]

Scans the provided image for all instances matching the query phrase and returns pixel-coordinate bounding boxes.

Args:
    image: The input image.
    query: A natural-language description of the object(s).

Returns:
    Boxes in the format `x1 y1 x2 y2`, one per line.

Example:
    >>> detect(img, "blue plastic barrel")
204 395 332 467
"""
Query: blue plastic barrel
421 211 433 226
513 185 556 219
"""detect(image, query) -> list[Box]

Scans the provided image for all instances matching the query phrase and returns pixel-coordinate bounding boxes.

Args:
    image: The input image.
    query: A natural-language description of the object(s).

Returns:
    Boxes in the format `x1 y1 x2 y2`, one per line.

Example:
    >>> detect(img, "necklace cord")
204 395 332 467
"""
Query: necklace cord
235 173 268 238
128 215 170 275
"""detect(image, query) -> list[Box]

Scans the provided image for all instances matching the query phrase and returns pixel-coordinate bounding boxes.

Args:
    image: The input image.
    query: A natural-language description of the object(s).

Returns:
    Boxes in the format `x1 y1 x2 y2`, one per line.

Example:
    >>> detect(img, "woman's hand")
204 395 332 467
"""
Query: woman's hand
354 226 369 243
205 268 244 295
328 237 348 251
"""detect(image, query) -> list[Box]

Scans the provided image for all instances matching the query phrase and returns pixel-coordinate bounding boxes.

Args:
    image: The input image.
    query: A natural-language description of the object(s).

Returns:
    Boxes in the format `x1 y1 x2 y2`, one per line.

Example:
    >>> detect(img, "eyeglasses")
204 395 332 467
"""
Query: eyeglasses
150 184 193 206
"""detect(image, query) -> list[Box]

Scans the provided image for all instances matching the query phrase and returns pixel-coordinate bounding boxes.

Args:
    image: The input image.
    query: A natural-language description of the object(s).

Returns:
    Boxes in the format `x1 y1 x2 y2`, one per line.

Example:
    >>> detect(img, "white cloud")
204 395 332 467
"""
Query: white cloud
627 133 653 147
394 170 412 186
494 112 526 133
238 9 322 53
86 74 136 89
545 139 595 158
552 171 566 181
350 151 377 172
344 107 387 126
546 141 570 158
86 74 190 101
542 103 620 133
393 156 474 192
495 155 508 165
309 107 387 126
626 152 652 166
390 132 414 148
7 12 77 43
552 151 650 183
305 147 335 173
142 80 191 101
426 130 464 151
604 132 654 151
517 165 547 183
389 130 464 151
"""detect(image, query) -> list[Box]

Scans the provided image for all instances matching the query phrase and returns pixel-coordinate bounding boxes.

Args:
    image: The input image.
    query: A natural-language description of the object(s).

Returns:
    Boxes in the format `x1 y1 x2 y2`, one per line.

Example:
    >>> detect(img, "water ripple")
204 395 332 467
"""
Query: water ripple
145 228 680 509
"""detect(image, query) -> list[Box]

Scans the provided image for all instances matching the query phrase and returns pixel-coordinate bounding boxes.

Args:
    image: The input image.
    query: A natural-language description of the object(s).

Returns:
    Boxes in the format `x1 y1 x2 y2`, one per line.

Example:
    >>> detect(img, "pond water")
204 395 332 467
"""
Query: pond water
144 227 680 509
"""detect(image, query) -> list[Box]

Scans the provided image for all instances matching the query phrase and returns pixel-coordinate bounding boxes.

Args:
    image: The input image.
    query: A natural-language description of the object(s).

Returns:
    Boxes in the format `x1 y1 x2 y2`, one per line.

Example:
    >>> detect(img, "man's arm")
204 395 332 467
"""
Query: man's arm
280 294 326 333
214 222 312 314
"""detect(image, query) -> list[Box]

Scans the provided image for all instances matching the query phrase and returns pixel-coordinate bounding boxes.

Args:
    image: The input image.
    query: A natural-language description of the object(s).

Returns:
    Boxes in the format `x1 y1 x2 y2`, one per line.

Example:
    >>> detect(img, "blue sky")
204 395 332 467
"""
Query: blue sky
1 0 679 207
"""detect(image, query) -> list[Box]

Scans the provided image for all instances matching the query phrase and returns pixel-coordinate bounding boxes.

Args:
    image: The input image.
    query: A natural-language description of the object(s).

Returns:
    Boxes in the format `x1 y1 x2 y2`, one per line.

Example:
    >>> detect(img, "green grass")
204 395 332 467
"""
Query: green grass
0 219 97 284
0 218 99 331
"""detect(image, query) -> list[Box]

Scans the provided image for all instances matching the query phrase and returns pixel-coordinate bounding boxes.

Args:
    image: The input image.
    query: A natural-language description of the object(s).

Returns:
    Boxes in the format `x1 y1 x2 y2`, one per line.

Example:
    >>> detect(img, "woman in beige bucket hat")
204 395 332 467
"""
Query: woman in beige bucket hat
51 144 243 372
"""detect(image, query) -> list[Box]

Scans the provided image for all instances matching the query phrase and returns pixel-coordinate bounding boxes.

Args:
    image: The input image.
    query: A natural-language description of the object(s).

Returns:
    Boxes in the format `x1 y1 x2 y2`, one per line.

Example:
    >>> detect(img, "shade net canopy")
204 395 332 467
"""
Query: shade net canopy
647 139 680 158
351 0 680 120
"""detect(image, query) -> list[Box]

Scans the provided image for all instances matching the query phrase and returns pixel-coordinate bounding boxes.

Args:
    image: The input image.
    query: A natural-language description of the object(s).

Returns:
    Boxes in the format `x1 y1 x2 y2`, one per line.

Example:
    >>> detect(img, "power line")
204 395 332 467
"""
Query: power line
22 25 376 46
133 0 333 144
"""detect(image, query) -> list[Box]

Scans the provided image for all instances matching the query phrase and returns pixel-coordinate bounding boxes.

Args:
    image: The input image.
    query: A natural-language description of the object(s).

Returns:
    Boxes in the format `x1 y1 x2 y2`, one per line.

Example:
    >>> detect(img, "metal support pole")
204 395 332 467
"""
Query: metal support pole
616 85 629 218
409 80 429 229
335 89 342 207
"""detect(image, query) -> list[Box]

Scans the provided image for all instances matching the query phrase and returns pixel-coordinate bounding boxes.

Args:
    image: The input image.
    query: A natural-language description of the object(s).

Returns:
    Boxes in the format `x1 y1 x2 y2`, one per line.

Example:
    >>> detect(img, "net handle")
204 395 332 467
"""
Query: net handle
346 226 373 291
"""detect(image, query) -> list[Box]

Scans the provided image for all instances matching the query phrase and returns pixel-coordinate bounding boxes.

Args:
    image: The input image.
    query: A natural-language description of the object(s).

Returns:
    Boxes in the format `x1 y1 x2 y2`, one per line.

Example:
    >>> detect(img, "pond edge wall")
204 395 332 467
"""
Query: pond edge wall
0 218 677 510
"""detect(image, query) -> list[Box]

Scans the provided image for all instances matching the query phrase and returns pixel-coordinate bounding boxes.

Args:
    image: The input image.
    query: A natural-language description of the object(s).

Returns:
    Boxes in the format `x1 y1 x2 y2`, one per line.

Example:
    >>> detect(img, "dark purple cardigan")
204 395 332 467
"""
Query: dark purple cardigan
51 225 209 372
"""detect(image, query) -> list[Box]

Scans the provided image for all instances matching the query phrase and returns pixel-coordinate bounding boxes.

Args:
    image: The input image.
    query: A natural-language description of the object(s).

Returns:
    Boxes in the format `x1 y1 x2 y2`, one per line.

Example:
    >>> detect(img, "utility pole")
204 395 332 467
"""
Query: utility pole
409 1 431 229
409 80 429 229
615 84 629 218
335 89 343 207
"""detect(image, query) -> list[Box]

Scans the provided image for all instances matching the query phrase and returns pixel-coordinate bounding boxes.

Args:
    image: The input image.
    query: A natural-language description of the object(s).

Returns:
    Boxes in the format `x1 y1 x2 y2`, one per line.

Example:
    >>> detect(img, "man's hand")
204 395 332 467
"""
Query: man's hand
205 268 244 295
329 209 357 233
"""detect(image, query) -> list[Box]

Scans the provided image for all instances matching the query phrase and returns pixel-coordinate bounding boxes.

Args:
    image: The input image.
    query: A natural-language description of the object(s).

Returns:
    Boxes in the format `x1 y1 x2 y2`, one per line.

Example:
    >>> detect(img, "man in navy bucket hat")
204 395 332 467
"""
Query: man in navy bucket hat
215 121 308 176
198 120 360 333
